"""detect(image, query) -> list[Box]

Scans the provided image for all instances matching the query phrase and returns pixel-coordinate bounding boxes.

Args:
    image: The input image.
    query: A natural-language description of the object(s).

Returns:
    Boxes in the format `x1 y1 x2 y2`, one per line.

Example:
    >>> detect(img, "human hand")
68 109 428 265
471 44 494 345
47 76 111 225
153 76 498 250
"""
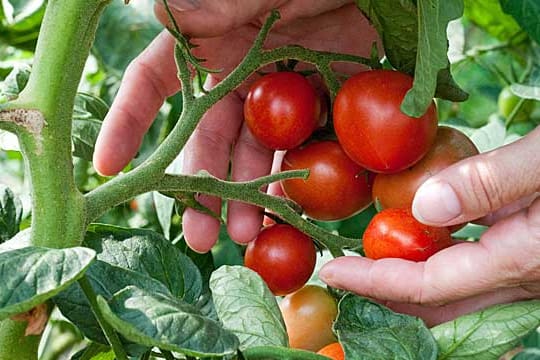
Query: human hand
320 127 540 326
93 0 378 253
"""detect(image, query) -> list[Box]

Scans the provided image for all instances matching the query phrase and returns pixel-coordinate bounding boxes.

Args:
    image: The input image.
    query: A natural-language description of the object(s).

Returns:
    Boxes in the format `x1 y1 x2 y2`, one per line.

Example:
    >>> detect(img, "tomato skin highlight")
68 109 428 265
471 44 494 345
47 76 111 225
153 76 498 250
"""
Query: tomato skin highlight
363 208 452 261
244 72 320 150
333 70 438 173
280 141 373 221
317 342 345 360
372 126 479 210
280 285 338 352
244 224 316 296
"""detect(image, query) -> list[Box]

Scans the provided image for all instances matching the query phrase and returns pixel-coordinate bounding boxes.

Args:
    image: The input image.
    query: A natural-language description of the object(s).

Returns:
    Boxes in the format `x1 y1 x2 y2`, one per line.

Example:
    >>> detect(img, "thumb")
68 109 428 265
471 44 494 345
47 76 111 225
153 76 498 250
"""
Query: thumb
412 127 540 226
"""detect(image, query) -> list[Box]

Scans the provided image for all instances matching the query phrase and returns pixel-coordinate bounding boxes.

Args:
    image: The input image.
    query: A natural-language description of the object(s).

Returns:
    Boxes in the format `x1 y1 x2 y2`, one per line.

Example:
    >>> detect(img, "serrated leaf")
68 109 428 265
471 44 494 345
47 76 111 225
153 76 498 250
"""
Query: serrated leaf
0 247 95 319
500 0 540 45
334 295 437 360
97 286 239 357
85 224 203 303
432 300 540 359
210 266 288 349
71 93 108 161
0 185 22 243
402 0 464 117
470 114 507 152
0 64 30 102
55 260 171 346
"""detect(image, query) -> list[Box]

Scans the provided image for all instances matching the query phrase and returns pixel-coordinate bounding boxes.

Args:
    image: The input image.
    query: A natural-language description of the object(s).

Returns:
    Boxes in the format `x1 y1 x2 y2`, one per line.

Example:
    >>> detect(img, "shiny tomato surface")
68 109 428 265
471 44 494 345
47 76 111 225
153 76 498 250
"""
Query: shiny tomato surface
244 72 320 150
281 141 373 221
333 70 438 173
363 208 452 261
244 224 316 296
317 342 345 360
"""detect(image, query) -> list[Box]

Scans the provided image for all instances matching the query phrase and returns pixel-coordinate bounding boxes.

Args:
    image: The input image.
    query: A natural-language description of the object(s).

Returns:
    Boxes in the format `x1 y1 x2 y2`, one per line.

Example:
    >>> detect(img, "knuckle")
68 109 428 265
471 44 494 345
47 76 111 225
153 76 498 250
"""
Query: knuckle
461 161 505 213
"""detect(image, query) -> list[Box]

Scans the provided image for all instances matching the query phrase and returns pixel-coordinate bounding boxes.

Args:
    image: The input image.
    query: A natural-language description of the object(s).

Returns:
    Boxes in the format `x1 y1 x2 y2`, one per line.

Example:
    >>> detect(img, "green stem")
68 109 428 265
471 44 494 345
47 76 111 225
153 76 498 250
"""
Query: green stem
0 319 40 360
79 277 129 360
10 0 110 249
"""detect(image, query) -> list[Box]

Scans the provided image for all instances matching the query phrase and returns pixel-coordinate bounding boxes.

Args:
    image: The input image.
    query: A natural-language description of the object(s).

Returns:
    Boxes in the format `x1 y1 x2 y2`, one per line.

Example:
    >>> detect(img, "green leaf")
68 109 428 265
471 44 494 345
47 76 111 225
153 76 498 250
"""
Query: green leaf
432 300 540 359
70 342 115 360
0 64 30 103
0 246 95 319
334 295 437 360
0 0 45 50
402 0 465 117
500 0 540 44
210 266 288 349
72 93 108 160
97 286 239 357
153 191 174 239
511 84 540 101
54 260 171 346
469 114 507 152
85 224 203 303
464 0 523 41
514 349 540 360
0 184 22 243
242 345 330 359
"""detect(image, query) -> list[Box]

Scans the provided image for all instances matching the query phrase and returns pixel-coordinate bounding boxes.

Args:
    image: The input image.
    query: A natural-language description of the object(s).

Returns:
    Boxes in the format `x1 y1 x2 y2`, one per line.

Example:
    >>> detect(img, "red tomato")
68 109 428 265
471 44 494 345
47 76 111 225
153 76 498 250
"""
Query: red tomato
372 126 478 210
280 285 338 352
333 70 438 173
317 342 345 360
244 224 316 296
280 141 373 221
363 208 452 261
244 72 320 150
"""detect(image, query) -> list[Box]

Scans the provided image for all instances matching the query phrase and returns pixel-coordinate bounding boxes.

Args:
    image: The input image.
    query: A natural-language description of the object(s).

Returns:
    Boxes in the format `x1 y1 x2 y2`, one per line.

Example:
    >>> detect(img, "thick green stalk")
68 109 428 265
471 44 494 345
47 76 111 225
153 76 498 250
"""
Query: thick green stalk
13 0 110 249
0 1 110 359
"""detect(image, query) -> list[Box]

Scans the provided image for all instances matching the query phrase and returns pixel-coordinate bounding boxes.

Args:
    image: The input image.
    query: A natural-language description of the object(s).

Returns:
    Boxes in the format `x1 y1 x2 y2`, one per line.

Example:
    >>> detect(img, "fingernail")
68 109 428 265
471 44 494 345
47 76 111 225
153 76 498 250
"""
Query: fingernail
168 0 200 11
412 180 461 224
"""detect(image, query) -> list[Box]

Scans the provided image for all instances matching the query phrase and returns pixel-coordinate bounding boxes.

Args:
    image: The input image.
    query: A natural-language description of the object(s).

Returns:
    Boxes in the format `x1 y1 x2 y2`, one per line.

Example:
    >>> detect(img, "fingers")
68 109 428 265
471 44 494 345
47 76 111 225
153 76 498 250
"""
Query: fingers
182 76 244 253
412 127 540 226
227 124 273 244
93 31 180 176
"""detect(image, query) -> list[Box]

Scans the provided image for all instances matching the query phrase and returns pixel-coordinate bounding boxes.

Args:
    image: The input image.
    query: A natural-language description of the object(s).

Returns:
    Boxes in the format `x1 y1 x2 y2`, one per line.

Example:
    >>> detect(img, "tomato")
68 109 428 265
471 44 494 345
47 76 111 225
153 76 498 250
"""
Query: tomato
498 86 534 123
317 342 345 360
280 141 373 221
372 126 478 210
280 285 338 351
244 224 316 296
244 72 320 150
333 70 438 173
363 208 452 261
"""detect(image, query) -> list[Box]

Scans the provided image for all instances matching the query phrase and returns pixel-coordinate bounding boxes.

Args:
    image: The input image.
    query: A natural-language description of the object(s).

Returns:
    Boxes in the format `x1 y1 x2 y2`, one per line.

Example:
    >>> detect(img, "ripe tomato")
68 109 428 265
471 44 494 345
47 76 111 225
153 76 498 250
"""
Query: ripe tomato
244 224 316 296
372 126 478 210
333 70 438 173
280 141 373 221
280 285 338 352
363 208 452 261
244 72 320 150
317 342 345 360
498 86 534 123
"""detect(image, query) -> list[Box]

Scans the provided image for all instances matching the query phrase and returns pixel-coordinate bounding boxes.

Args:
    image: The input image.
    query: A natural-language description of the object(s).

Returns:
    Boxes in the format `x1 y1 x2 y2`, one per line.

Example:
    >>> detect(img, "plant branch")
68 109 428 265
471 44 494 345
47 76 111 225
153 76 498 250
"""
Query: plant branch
78 277 128 360
242 346 329 360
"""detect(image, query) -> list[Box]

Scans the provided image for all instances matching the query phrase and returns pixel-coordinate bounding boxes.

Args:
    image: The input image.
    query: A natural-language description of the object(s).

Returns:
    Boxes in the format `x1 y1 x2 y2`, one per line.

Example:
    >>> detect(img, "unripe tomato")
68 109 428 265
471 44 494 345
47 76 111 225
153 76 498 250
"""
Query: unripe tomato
498 86 534 123
280 285 338 352
280 141 373 221
244 224 316 296
372 126 478 210
317 342 345 360
333 70 438 173
244 72 320 150
363 208 452 261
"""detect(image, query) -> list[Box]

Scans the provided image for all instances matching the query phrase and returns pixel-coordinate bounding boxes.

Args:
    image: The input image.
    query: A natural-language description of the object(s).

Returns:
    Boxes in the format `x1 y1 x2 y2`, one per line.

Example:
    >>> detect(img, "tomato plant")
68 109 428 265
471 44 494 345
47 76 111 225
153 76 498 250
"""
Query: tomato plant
280 140 373 221
317 342 345 360
244 71 320 150
279 285 338 352
244 224 316 296
333 70 438 173
498 86 534 123
363 208 452 261
372 126 478 210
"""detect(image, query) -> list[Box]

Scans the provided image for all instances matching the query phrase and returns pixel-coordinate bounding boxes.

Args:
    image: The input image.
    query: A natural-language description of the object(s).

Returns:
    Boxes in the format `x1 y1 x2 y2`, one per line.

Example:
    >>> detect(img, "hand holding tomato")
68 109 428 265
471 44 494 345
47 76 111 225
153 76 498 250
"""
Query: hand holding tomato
321 127 540 326
93 1 379 253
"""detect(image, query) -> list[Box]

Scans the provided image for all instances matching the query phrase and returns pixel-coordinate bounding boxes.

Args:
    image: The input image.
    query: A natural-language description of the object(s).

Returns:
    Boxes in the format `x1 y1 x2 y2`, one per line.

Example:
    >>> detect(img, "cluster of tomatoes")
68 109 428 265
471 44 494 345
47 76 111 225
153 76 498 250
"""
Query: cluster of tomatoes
241 69 479 358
